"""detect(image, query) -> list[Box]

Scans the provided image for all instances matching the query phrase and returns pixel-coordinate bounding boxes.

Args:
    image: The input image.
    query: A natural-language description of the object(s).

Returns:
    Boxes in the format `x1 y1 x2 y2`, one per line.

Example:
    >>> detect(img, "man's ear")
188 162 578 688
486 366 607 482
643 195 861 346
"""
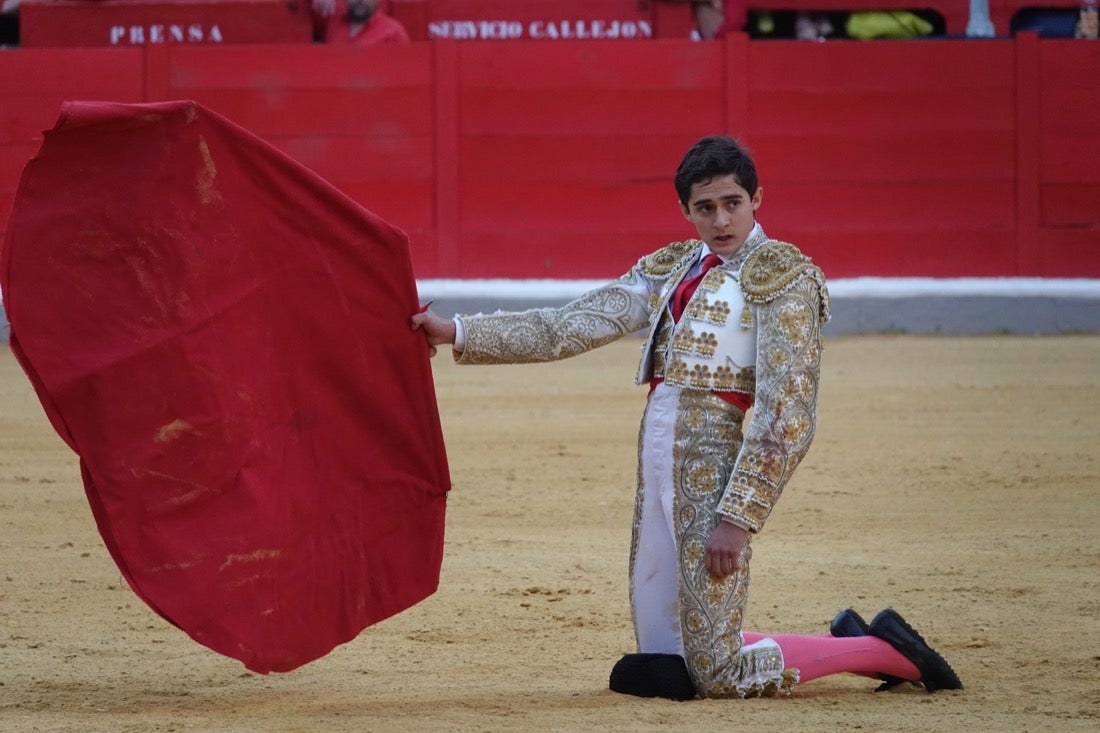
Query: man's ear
680 201 691 221
752 187 763 212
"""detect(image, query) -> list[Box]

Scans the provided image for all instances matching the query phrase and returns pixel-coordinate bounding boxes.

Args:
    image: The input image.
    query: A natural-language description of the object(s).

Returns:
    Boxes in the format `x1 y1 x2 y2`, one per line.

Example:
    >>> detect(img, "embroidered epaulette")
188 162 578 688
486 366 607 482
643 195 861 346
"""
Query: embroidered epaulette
640 240 700 276
740 240 818 304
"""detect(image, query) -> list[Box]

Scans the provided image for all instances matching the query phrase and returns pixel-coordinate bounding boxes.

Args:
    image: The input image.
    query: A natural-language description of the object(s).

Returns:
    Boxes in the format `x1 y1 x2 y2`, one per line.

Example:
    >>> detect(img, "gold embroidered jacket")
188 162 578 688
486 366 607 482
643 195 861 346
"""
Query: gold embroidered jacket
455 228 830 533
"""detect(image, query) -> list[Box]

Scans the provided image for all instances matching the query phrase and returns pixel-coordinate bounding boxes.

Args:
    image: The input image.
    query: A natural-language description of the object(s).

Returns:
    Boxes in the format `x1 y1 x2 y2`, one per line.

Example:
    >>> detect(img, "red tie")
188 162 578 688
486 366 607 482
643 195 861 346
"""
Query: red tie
671 253 721 322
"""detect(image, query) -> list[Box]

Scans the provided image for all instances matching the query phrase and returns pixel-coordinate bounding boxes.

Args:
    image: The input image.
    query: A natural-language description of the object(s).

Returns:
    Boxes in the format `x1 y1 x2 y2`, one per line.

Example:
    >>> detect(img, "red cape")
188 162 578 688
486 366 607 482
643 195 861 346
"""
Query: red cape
0 100 450 673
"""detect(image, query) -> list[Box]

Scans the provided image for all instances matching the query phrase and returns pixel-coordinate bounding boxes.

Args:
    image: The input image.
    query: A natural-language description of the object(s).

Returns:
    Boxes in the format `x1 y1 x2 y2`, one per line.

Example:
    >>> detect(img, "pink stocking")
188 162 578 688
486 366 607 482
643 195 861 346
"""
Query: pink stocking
742 632 920 683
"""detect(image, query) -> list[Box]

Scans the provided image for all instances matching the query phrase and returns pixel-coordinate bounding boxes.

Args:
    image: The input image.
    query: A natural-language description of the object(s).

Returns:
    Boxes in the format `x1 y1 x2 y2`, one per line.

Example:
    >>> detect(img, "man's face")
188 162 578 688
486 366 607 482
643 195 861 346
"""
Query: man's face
680 174 762 259
347 0 378 22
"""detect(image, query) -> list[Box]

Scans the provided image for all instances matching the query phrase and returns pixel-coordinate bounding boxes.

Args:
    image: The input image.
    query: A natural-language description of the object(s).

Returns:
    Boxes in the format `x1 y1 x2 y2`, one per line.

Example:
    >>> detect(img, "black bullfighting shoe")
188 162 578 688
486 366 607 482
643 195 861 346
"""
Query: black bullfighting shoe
830 608 909 691
869 609 964 692
609 653 697 701
830 608 872 637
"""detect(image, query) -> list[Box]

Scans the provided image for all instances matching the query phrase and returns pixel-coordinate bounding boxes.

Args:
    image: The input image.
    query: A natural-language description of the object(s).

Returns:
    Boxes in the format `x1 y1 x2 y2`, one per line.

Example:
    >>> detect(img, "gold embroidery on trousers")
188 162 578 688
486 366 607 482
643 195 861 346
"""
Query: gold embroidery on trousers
666 391 793 697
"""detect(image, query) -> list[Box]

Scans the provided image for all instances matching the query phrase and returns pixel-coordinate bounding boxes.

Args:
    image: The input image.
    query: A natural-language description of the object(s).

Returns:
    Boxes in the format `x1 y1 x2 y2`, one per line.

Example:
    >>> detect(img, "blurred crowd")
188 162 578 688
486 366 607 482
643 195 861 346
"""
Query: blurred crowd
680 0 939 41
2 0 1095 49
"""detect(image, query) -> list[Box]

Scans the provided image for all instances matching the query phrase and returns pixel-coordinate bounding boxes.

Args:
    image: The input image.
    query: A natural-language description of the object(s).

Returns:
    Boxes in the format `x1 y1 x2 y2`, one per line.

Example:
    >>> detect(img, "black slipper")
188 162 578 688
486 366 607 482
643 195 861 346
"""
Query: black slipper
829 608 911 691
868 608 963 692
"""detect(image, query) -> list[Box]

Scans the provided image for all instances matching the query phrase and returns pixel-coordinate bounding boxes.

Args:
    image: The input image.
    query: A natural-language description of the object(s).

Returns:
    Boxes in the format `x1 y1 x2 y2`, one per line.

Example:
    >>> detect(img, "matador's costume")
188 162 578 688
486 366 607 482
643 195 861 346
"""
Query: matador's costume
453 224 830 698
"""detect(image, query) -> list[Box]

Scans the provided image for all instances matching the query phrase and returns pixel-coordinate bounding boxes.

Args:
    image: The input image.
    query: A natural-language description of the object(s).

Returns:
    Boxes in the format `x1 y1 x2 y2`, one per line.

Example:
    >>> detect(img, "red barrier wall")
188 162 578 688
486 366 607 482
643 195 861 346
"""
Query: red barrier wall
1 35 1097 279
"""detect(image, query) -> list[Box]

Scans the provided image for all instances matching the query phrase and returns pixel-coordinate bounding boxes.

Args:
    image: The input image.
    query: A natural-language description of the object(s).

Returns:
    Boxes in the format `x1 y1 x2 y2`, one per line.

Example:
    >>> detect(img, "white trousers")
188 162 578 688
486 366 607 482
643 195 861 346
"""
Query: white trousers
628 384 792 697
631 383 684 655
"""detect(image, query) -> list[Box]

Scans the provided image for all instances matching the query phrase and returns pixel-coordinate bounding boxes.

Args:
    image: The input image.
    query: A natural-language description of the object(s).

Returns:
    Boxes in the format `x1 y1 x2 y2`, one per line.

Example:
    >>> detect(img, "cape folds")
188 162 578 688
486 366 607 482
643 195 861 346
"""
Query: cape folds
0 100 450 673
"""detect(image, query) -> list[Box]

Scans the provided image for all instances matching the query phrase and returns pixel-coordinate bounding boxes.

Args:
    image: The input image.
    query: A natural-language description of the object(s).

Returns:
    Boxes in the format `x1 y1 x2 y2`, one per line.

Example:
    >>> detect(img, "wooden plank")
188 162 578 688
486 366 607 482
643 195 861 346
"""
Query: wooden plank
1041 87 1100 132
0 143 37 247
161 88 434 137
724 33 751 136
456 134 694 184
458 88 723 136
0 142 40 179
1040 39 1100 93
1042 184 1100 228
334 181 436 245
750 89 1015 135
749 41 1014 93
1014 31 1043 276
453 230 686 279
766 181 1017 230
331 181 440 278
273 135 434 182
458 39 718 89
751 131 1016 182
793 230 1019 278
143 42 171 100
165 43 432 88
456 181 687 234
0 47 144 95
433 39 460 275
1041 136 1100 184
1035 230 1100 277
0 97 74 142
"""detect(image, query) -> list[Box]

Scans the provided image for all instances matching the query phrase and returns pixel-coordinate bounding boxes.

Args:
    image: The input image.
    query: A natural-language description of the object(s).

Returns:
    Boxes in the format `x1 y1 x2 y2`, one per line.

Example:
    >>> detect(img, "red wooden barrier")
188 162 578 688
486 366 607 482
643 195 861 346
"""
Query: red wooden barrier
0 47 148 247
1033 37 1100 274
1 35 1097 279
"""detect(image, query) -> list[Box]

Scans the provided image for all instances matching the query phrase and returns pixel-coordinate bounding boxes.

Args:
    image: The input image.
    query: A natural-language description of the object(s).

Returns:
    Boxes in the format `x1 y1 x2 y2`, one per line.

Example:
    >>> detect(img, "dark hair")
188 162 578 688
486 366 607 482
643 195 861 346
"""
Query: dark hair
674 136 758 206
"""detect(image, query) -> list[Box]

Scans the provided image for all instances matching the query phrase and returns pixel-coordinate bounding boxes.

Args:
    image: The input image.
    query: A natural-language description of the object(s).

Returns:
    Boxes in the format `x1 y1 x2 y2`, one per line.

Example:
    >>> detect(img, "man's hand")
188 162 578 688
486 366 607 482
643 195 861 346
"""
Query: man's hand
704 519 748 579
410 307 457 356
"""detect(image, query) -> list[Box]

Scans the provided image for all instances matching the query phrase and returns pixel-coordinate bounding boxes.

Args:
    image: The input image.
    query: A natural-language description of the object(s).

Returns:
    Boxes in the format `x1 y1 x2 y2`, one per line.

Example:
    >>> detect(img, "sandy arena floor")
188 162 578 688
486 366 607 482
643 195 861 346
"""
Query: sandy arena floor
1 335 1098 732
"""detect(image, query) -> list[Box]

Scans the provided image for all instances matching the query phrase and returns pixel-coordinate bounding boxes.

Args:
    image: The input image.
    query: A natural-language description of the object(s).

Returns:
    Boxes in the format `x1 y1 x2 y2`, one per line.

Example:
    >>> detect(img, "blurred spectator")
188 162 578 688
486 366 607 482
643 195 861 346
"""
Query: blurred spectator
662 1 741 40
691 0 725 39
794 13 836 41
1 0 18 47
708 1 756 40
845 11 933 39
749 9 939 40
674 1 843 40
1076 0 1099 38
312 0 410 45
712 0 751 38
1012 7 1083 38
